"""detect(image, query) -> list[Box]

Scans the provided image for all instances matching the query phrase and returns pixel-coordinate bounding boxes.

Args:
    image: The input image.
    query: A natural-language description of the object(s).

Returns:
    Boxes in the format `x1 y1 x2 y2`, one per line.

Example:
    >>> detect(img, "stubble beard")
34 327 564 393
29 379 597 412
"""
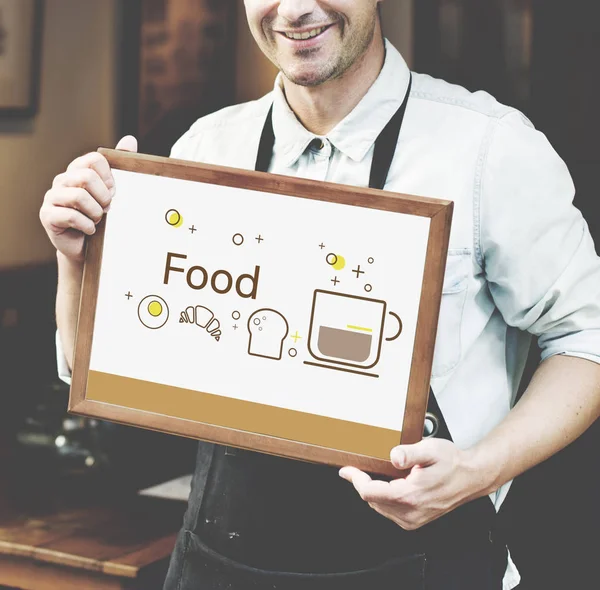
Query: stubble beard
273 16 377 88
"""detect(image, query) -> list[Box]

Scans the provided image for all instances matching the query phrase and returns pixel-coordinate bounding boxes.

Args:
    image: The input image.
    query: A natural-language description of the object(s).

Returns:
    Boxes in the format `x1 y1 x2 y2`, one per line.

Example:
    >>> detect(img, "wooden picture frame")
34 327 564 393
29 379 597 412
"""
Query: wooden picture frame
69 150 453 477
0 0 43 116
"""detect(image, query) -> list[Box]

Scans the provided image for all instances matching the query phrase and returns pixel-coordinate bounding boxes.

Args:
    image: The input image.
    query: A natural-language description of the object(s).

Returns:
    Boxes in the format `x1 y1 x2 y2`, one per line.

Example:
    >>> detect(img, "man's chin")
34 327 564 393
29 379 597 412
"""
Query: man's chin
281 65 336 88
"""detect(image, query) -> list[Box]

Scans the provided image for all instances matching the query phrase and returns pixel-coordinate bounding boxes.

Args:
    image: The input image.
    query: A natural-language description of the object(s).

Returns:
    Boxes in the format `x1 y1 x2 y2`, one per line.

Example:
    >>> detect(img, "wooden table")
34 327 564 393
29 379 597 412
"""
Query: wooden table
0 495 184 589
0 443 186 590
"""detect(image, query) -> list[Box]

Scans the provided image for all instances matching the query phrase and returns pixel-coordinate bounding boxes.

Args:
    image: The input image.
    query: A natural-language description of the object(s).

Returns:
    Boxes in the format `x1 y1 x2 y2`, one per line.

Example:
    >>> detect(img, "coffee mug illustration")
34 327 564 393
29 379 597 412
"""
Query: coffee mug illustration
306 290 402 372
247 309 289 360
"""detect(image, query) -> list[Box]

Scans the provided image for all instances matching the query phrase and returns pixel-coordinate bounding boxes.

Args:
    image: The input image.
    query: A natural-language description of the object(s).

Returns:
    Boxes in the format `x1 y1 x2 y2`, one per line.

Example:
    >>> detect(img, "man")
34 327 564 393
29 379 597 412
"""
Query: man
40 1 600 589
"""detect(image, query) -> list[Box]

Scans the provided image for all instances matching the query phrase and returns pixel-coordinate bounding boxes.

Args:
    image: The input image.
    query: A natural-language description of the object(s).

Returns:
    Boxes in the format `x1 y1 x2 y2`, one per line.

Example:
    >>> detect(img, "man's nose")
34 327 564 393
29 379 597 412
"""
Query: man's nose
277 0 319 23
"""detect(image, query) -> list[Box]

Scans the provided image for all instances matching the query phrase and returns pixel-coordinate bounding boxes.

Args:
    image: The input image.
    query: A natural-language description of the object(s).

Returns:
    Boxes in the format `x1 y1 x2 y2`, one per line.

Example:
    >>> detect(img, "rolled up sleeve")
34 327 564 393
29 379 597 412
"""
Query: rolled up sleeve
480 110 600 365
56 330 72 385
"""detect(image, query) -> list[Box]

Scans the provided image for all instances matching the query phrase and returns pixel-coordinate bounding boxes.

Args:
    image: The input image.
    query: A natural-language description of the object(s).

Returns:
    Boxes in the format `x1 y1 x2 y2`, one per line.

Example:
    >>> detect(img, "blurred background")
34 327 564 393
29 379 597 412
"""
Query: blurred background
0 0 597 588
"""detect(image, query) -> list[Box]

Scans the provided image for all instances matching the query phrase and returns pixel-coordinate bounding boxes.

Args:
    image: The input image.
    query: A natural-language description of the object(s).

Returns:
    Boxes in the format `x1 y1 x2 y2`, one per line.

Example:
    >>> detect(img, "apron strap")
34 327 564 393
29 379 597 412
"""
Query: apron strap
369 76 412 190
255 103 275 175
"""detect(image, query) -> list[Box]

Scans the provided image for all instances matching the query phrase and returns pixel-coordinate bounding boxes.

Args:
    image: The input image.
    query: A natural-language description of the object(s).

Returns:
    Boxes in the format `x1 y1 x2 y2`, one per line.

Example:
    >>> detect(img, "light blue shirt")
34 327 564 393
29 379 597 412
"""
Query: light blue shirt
58 41 600 590
166 40 600 452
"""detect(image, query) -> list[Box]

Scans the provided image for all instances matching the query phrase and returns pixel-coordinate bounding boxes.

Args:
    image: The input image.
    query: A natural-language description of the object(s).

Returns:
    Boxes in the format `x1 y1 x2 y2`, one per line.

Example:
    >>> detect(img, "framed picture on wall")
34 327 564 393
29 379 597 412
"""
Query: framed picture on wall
0 0 43 116
120 0 237 157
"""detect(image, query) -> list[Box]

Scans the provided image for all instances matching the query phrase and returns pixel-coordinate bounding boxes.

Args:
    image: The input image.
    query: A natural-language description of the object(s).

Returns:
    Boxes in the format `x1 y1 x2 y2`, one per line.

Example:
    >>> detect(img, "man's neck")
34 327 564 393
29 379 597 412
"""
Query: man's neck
281 36 386 136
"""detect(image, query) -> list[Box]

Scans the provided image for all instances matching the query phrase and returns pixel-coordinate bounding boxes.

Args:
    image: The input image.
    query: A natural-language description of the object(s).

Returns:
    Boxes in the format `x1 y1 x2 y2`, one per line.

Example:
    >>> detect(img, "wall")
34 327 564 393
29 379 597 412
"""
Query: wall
235 1 414 103
382 0 414 65
0 0 118 268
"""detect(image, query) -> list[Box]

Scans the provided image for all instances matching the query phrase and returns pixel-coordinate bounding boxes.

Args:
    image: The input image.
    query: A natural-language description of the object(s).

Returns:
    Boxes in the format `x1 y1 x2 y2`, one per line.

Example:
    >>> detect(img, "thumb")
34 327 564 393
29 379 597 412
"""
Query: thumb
115 135 138 153
390 442 437 470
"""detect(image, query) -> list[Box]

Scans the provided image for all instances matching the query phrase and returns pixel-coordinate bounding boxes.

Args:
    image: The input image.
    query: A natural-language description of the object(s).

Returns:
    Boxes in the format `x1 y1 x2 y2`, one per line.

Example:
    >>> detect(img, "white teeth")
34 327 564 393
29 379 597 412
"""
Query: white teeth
285 27 326 40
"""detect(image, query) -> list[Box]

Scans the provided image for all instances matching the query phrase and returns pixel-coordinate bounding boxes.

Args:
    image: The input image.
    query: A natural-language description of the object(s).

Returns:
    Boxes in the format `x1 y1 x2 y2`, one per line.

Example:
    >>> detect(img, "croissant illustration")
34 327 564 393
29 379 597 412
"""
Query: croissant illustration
179 305 221 341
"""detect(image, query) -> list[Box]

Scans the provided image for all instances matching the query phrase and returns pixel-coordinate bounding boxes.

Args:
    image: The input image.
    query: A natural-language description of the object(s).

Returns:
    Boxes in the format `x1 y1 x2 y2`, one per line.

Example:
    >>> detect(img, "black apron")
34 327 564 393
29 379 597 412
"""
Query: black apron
193 76 507 577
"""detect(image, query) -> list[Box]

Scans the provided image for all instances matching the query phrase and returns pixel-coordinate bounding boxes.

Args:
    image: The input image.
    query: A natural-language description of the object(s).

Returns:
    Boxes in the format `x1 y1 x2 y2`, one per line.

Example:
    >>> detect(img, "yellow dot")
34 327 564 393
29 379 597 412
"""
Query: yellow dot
148 301 163 317
333 255 346 271
168 211 180 225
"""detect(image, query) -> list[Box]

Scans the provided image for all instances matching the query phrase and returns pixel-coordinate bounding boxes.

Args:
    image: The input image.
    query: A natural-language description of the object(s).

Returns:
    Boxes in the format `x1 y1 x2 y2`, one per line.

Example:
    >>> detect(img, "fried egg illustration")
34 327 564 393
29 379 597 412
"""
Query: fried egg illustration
138 295 169 329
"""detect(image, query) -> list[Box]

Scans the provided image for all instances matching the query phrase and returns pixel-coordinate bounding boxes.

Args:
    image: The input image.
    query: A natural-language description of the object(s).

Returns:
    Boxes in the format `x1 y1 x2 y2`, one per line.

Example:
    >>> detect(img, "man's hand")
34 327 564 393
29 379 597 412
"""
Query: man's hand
339 439 486 530
41 136 138 371
340 357 600 532
39 136 138 262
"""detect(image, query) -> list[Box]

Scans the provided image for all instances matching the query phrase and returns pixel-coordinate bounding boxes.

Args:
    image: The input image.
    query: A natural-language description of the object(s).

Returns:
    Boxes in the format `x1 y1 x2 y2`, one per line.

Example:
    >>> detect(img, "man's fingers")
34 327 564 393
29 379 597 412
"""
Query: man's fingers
339 467 373 499
339 467 400 504
64 136 136 211
67 151 113 187
115 135 138 153
339 466 371 485
53 169 112 211
369 502 422 531
45 207 97 236
390 440 440 470
47 187 104 224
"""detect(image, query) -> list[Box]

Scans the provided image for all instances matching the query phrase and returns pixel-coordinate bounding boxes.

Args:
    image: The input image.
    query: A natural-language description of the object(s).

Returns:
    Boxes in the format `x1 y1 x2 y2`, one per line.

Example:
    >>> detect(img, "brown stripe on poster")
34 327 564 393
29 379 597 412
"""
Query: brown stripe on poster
86 371 401 460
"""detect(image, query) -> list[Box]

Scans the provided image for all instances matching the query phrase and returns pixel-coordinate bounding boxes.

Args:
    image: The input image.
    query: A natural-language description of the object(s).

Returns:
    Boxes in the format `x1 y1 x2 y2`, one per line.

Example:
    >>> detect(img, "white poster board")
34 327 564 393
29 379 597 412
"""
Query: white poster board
71 151 452 475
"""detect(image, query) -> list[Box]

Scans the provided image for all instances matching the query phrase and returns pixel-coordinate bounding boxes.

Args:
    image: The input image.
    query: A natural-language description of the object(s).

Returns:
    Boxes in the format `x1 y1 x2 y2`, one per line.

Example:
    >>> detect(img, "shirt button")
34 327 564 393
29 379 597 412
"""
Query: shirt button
310 138 325 151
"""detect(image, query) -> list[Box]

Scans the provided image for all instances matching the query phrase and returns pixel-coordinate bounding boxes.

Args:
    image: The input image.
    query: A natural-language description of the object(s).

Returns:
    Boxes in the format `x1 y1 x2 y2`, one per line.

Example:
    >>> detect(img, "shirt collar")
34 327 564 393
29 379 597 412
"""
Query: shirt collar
271 40 411 168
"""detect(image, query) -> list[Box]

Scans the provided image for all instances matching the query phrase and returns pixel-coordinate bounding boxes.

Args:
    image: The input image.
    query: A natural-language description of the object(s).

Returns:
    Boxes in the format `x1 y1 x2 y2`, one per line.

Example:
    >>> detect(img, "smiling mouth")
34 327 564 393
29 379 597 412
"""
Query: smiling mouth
279 25 332 41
